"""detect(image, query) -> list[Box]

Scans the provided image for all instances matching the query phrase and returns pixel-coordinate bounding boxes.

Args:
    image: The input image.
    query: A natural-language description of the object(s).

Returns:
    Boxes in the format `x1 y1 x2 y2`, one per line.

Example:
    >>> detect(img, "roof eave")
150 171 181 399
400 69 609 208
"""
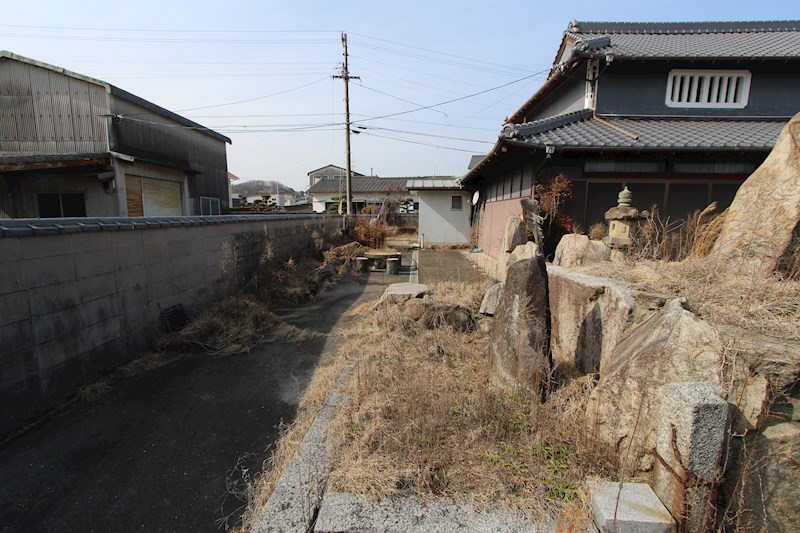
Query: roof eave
458 140 505 187
504 58 583 124
503 138 773 152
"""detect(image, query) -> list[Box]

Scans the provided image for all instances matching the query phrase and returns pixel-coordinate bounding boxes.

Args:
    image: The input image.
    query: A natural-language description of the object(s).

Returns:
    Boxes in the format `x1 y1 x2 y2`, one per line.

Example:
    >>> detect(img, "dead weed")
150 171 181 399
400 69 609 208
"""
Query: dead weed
158 296 319 356
580 258 800 340
325 279 611 520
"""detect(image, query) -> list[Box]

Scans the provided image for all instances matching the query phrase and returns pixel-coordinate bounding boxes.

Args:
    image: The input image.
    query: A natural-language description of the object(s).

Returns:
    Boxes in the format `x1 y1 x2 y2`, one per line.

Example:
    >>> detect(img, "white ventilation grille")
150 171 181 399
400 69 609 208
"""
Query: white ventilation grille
666 70 751 109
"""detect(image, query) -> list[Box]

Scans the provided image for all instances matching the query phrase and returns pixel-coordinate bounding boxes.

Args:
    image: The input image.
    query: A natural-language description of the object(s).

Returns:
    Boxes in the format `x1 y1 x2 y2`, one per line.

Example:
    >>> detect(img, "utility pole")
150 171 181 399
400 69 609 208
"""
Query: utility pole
333 32 359 219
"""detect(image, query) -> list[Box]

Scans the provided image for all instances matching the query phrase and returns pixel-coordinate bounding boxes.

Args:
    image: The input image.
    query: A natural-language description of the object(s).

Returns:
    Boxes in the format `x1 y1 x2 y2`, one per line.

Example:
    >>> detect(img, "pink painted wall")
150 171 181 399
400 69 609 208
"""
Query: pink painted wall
478 197 524 259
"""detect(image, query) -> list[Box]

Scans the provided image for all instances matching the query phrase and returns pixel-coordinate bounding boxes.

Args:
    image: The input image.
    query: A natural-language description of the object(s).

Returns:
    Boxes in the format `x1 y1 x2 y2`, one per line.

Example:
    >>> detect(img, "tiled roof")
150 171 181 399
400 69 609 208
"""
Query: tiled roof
307 164 365 176
307 176 410 194
565 20 800 59
502 111 785 151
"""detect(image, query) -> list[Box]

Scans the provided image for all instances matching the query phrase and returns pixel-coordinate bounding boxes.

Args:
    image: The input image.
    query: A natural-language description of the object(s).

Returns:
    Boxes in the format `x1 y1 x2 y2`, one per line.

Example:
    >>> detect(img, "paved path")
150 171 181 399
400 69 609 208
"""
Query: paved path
417 249 483 284
0 249 472 532
0 275 385 532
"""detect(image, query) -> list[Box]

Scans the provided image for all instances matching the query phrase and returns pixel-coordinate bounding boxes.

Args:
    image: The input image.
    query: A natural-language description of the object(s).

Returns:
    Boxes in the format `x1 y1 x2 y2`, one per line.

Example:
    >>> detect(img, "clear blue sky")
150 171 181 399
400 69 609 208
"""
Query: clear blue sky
4 1 797 190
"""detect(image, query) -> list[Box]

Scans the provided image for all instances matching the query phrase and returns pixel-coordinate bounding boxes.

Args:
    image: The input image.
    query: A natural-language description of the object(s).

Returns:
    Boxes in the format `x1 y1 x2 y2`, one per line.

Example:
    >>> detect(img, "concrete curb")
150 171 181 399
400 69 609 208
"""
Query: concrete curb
314 492 549 532
253 363 355 533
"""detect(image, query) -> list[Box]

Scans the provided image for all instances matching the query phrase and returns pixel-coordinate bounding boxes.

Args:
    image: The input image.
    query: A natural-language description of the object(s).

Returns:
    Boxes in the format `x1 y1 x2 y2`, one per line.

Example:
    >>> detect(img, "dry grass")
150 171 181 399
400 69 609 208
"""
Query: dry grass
579 258 800 340
324 279 613 520
158 296 319 356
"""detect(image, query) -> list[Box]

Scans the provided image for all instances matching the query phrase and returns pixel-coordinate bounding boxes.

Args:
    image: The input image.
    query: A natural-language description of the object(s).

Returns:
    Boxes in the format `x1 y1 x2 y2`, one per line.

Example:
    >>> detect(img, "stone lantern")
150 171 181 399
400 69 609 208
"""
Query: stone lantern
604 186 645 261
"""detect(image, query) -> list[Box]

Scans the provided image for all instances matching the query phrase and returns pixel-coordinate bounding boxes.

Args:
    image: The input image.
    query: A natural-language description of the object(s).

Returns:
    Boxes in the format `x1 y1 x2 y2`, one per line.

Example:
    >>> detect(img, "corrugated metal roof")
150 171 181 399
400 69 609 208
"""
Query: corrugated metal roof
407 178 462 190
566 20 800 59
307 176 410 194
502 111 785 151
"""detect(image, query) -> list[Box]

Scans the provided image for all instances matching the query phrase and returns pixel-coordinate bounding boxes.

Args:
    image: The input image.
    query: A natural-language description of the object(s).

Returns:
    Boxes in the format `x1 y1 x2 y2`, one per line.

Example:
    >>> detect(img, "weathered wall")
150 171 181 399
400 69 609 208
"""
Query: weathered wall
0 56 110 154
477 198 523 259
418 190 470 245
0 214 339 437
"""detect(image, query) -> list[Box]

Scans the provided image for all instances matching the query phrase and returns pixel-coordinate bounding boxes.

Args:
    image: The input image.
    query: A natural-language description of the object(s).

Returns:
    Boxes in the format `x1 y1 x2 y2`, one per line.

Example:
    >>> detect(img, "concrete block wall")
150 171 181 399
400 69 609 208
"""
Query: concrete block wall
0 215 339 437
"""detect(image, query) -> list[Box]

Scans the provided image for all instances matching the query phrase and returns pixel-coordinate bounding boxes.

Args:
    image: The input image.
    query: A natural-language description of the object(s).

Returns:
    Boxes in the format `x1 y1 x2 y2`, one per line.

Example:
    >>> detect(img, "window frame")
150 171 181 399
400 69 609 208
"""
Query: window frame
37 192 87 218
200 196 221 215
450 194 463 211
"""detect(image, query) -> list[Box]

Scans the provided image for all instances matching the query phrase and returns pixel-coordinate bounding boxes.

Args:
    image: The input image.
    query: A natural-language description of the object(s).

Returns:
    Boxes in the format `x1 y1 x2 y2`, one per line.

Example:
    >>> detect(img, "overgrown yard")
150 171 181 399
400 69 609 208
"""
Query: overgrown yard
579 258 800 341
241 278 615 529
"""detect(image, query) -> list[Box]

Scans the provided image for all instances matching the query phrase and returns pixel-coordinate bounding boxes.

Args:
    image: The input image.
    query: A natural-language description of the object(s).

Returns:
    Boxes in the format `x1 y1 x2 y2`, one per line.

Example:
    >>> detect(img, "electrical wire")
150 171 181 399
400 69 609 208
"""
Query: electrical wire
353 83 447 116
357 131 483 153
174 76 331 112
348 31 535 75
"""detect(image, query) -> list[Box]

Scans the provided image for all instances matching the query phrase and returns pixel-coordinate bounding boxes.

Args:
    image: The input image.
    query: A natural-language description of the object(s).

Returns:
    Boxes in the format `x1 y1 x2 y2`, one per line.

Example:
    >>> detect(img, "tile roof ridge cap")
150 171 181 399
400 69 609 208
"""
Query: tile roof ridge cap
503 109 593 138
570 20 800 35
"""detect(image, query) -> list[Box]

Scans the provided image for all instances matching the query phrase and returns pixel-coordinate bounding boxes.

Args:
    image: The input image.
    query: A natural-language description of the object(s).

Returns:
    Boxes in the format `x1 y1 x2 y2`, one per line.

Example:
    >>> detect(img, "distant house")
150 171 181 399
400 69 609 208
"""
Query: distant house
307 170 411 213
307 164 364 189
408 177 471 246
0 51 231 219
460 20 800 259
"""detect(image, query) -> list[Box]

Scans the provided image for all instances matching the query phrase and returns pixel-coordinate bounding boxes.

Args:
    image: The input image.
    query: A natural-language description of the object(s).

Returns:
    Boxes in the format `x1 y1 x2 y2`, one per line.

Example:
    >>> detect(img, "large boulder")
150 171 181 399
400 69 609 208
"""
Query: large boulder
723 422 800 532
546 266 634 375
712 112 800 277
714 323 800 392
586 298 724 473
506 241 540 273
489 257 551 395
553 234 610 268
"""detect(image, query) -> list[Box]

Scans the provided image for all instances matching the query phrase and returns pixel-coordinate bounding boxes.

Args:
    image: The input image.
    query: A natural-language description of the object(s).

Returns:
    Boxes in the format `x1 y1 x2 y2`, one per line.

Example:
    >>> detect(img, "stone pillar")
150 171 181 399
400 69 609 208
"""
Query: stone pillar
652 382 728 532
603 186 645 261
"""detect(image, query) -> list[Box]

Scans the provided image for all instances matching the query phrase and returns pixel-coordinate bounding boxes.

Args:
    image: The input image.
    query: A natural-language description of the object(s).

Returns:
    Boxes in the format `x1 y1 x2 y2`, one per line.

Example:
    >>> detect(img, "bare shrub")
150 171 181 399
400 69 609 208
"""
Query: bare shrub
631 203 725 262
352 217 392 248
588 223 607 241
158 296 318 356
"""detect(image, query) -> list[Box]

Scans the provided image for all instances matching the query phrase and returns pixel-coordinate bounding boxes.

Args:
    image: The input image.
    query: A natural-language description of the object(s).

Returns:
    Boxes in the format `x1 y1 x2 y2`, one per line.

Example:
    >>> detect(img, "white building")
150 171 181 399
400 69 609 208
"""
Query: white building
407 178 471 246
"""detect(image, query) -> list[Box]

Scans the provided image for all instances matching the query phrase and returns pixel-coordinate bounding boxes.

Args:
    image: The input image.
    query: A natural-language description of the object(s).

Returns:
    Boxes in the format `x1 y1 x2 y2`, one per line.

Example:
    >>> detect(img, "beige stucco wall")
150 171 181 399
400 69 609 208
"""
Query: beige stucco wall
418 190 471 246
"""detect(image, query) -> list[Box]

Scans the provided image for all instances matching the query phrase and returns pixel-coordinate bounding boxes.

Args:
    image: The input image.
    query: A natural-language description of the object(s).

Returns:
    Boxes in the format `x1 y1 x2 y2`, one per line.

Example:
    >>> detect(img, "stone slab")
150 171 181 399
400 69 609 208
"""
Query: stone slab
588 481 676 533
380 283 431 304
314 492 543 533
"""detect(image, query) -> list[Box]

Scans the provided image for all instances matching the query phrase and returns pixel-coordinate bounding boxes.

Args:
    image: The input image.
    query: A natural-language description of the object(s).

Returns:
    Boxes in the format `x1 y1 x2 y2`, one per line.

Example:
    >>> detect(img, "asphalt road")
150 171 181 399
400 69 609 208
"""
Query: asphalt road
0 276 383 533
0 249 473 532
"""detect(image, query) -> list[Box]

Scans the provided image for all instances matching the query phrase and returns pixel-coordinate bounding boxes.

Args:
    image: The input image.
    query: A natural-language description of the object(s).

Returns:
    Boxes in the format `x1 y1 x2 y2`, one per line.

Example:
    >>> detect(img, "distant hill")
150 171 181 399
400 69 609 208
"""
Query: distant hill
232 180 296 197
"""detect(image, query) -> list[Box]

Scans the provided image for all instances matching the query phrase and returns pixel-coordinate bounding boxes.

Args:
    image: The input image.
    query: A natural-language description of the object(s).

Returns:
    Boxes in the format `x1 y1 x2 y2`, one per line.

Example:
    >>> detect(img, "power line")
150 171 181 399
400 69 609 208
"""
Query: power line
349 40 526 77
0 23 338 33
174 77 331 112
353 68 550 124
348 31 535 75
358 131 484 154
356 126 493 144
0 32 337 44
353 83 446 116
